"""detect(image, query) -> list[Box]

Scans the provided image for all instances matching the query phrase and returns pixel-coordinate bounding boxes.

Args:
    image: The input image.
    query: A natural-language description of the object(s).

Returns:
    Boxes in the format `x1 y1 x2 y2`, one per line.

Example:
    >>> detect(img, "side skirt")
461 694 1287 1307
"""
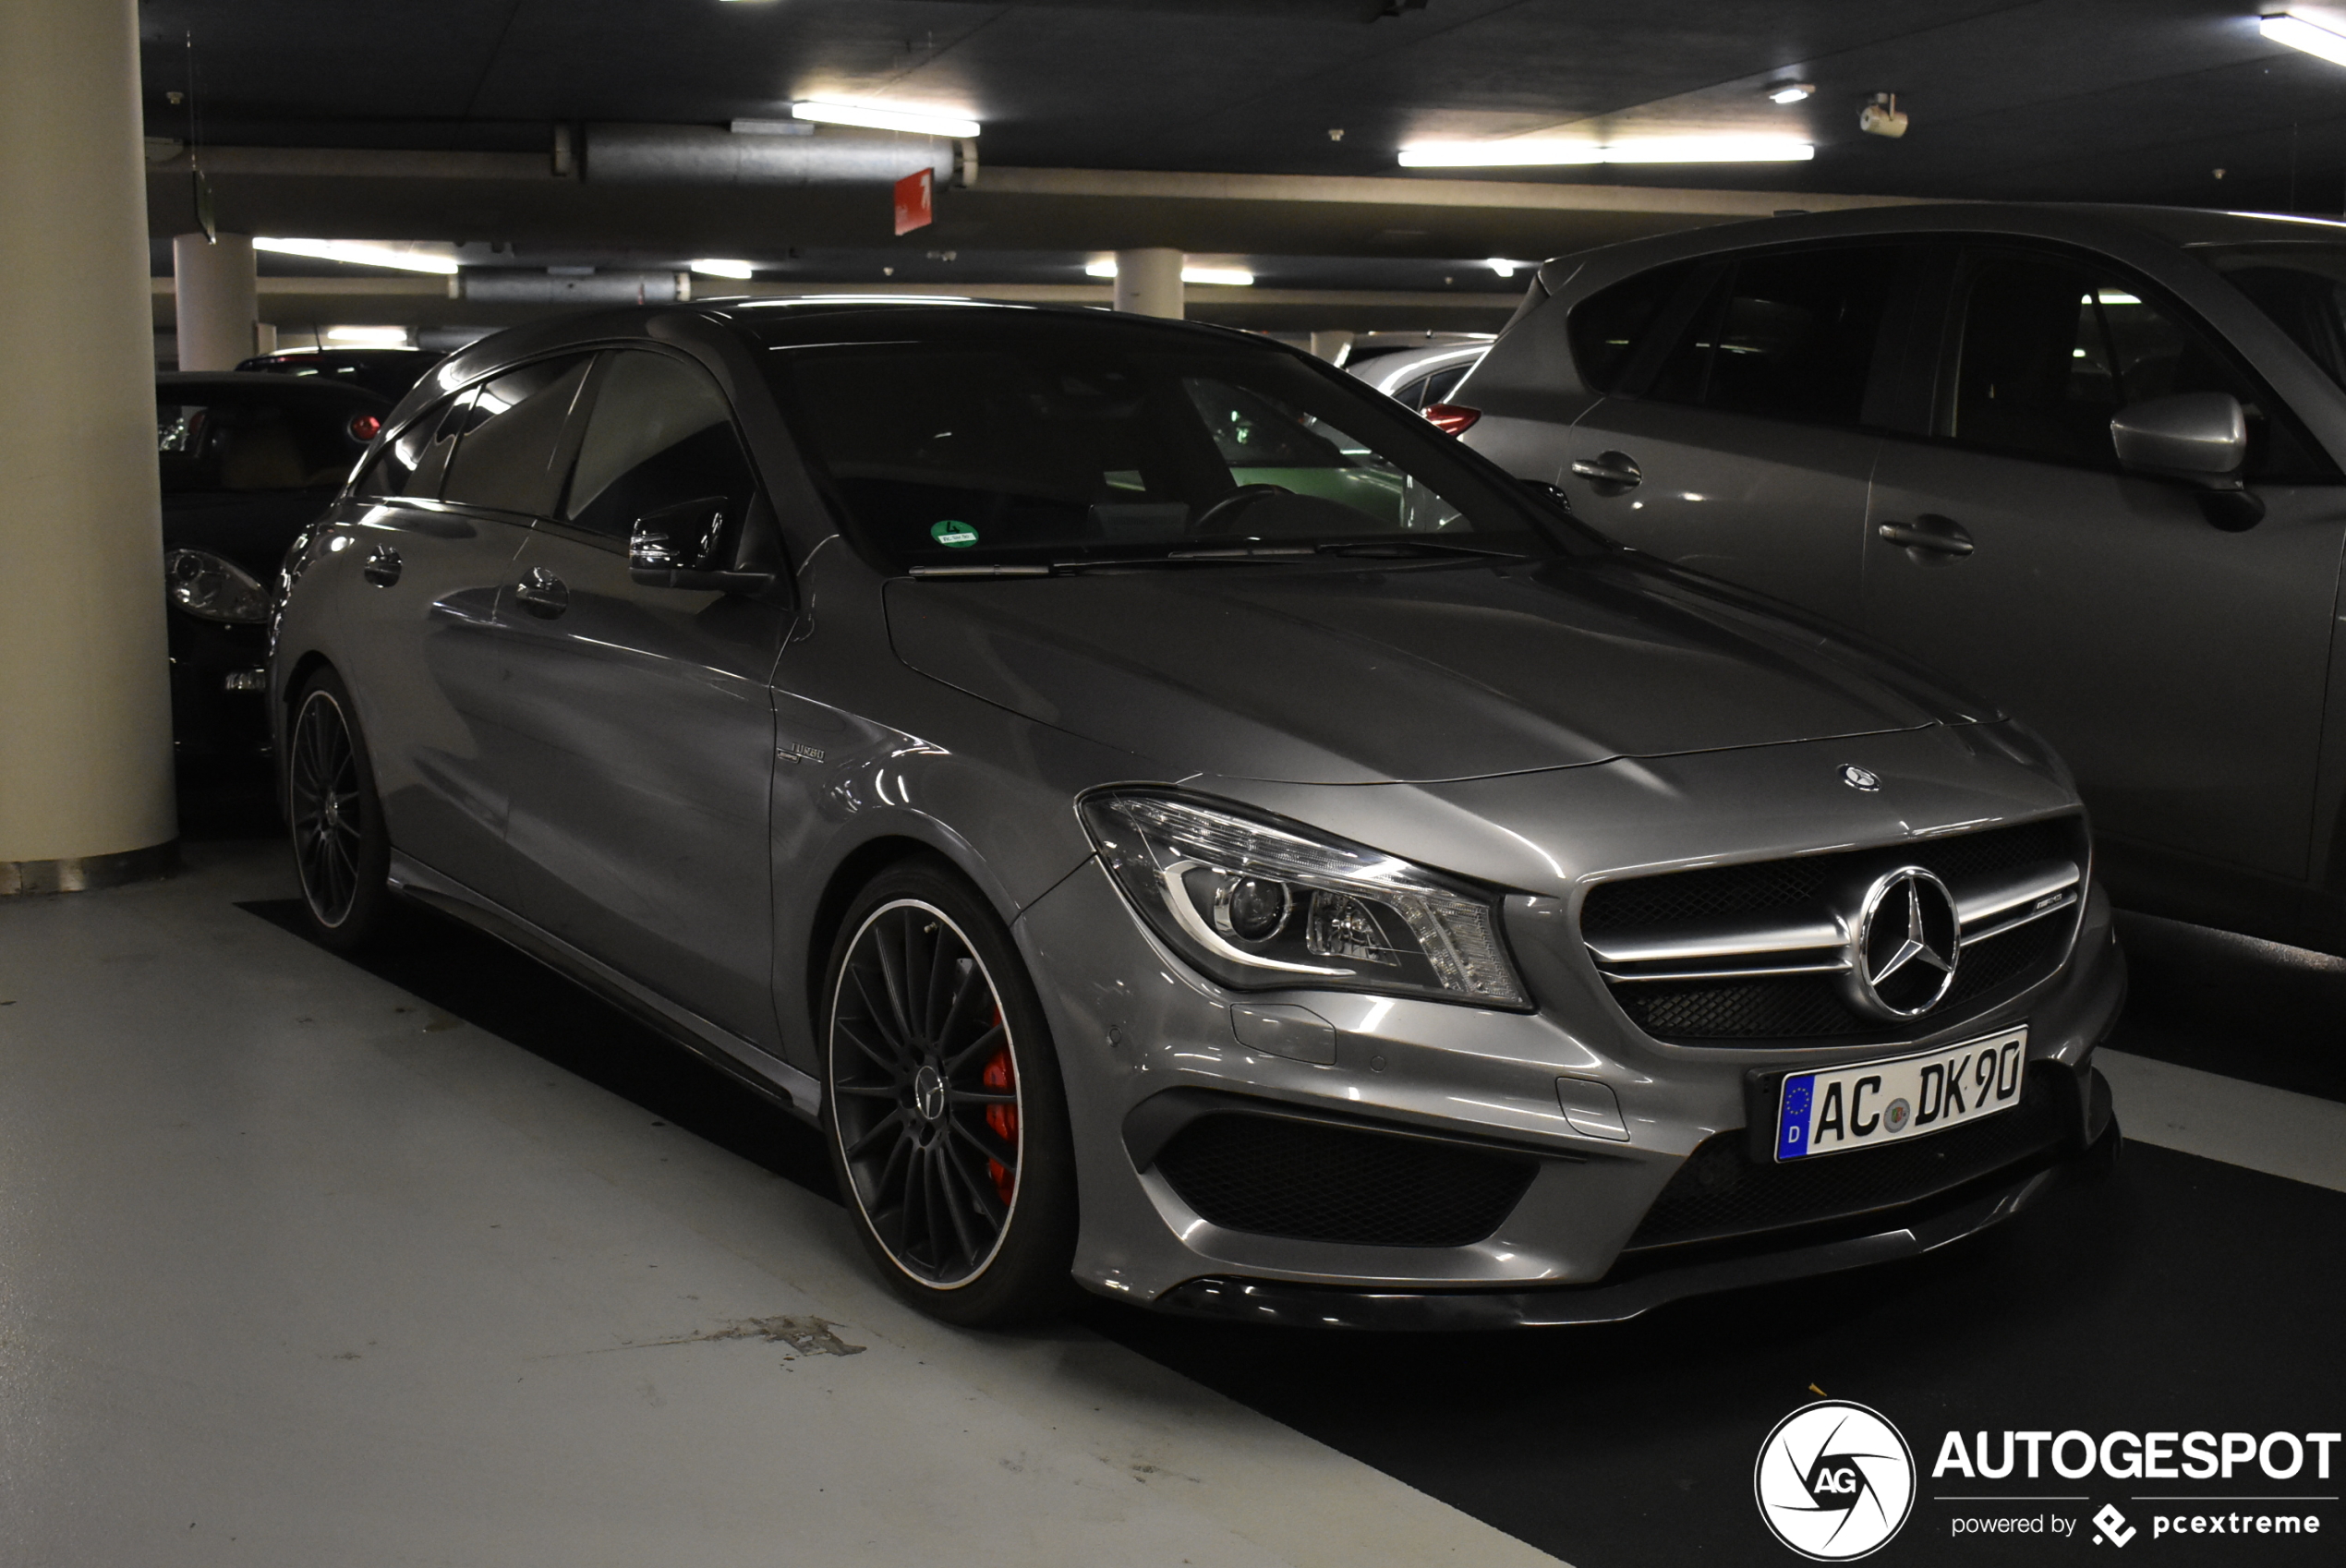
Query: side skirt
386 851 822 1121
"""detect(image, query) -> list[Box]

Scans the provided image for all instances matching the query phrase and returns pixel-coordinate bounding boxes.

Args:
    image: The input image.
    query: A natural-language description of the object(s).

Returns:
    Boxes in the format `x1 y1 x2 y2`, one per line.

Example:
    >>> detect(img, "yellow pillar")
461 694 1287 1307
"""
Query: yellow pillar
0 0 177 891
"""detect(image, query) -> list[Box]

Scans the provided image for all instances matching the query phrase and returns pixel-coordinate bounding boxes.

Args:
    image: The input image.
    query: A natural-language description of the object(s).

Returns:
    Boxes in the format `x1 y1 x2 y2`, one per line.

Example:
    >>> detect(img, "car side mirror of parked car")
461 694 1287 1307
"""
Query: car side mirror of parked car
2110 392 2266 531
628 496 779 593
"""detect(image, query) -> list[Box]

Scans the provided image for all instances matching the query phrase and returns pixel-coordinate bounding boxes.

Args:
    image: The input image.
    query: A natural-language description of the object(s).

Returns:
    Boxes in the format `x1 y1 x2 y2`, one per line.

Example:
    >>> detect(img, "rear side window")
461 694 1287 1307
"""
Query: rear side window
357 392 470 501
559 350 756 540
155 393 379 494
439 355 593 515
1648 247 1899 424
1567 263 1691 392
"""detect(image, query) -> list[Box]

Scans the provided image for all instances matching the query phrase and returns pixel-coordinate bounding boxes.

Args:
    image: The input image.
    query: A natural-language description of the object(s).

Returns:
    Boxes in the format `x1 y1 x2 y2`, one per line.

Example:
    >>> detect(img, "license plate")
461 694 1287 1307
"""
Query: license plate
1774 1029 2026 1162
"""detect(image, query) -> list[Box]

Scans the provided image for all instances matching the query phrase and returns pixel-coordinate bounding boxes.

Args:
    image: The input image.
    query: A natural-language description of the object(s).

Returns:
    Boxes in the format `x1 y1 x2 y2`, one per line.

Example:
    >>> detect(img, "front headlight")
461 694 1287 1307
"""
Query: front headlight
164 549 269 623
1079 790 1528 1007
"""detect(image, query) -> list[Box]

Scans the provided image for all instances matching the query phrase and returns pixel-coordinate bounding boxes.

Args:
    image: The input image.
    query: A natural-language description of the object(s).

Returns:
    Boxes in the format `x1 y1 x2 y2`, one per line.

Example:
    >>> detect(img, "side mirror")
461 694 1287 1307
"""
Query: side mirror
628 496 776 592
2110 392 2264 530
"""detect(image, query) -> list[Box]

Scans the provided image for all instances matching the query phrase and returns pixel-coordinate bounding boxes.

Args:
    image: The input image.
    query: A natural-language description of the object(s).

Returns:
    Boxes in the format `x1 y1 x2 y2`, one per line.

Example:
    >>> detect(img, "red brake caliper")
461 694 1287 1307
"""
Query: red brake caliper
981 1004 1017 1207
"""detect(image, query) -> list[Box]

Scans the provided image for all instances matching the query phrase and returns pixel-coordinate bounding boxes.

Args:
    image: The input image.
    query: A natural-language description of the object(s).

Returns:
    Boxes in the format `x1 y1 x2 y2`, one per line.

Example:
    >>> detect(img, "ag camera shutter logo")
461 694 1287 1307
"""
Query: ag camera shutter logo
1755 1401 1917 1560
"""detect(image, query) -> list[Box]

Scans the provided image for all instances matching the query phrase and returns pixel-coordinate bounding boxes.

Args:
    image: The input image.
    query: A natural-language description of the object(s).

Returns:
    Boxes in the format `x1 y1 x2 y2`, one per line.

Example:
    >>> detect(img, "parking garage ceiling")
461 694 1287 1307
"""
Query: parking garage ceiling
134 1 2346 334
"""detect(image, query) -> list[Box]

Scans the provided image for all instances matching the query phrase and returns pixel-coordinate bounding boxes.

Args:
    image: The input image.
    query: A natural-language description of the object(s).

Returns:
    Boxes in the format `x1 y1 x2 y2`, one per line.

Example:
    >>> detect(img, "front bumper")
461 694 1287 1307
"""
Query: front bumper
1017 841 2124 1314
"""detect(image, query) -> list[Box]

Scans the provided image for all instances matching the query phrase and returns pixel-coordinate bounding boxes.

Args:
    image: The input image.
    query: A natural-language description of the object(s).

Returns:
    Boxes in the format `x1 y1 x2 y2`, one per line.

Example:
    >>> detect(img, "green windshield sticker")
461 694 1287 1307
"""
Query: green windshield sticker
931 520 979 549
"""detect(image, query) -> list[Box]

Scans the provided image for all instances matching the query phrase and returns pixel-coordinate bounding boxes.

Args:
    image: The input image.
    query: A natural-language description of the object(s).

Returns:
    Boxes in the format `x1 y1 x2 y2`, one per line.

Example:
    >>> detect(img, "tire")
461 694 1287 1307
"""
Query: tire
821 861 1080 1327
286 667 393 952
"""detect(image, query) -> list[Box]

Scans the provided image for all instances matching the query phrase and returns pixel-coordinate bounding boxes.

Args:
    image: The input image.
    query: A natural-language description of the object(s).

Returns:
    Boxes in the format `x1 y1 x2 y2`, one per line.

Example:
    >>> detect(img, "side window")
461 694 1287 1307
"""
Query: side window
1647 247 1900 425
1421 361 1473 407
1567 262 1693 392
355 391 470 501
439 355 593 515
1946 250 2325 477
1389 373 1433 410
560 351 756 540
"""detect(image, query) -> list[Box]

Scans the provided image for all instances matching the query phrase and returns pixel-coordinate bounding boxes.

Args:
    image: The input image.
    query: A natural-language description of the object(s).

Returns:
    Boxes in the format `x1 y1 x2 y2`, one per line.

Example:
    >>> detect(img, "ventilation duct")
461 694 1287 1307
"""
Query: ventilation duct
584 124 961 187
456 270 686 304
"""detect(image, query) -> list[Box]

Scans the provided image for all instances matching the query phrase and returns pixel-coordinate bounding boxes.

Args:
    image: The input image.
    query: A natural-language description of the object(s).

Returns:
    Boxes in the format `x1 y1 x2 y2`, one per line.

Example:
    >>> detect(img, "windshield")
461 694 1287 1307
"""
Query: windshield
761 322 1589 571
2204 244 2346 392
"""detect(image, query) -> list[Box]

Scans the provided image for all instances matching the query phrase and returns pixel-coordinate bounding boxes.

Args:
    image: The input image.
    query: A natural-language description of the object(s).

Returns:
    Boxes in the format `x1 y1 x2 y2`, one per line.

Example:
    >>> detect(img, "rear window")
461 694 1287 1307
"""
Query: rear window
155 392 380 494
763 327 1591 571
1646 246 1900 425
1567 263 1693 392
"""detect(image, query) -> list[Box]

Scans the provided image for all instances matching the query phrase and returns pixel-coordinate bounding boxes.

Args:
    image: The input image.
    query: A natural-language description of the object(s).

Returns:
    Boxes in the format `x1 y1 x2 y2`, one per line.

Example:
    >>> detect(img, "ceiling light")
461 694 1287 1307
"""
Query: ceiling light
791 100 981 139
2263 11 2346 66
324 326 414 346
253 239 459 274
1084 259 1254 285
690 259 756 279
1768 82 1816 104
1399 136 1810 167
1485 258 1530 278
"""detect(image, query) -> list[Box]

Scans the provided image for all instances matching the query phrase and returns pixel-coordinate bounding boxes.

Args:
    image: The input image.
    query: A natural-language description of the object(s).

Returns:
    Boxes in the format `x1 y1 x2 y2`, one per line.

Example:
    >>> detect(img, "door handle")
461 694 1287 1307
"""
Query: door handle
1570 452 1642 492
362 544 402 586
514 565 569 618
1877 518 1976 558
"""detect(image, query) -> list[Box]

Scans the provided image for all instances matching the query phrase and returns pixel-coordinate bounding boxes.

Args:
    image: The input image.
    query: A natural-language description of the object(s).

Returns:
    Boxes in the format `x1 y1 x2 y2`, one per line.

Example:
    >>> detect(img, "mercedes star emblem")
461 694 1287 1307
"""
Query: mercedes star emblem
1847 866 1961 1019
1840 764 1880 791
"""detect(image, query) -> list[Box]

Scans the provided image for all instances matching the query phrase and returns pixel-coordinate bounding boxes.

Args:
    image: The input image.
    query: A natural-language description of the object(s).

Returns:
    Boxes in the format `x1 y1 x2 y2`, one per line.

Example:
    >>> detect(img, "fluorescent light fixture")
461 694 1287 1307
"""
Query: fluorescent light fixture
1768 82 1817 104
690 259 756 279
2264 12 2346 66
791 100 981 139
1399 136 1810 166
253 238 459 274
324 326 413 346
1485 258 1532 279
1083 259 1255 286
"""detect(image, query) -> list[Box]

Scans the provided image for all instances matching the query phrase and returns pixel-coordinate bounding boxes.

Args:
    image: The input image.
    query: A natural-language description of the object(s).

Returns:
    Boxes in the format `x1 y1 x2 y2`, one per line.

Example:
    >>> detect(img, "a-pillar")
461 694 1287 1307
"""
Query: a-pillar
1112 247 1184 319
173 233 259 369
0 0 177 891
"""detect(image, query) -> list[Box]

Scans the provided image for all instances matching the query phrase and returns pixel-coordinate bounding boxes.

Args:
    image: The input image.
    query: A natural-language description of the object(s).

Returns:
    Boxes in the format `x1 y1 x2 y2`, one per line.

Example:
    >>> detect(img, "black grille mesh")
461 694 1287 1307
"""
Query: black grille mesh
1626 1073 2071 1251
1154 1114 1537 1248
1585 816 2086 1044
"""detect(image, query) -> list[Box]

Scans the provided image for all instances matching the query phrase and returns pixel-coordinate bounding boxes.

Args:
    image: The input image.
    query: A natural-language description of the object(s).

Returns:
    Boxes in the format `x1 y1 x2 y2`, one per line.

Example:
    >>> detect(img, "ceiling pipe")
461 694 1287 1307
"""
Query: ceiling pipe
583 125 961 187
456 270 685 304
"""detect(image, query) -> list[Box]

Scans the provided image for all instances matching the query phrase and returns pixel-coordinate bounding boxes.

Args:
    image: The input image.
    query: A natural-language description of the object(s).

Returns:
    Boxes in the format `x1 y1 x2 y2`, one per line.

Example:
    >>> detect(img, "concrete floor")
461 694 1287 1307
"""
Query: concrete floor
0 841 1557 1567
3 838 2341 1565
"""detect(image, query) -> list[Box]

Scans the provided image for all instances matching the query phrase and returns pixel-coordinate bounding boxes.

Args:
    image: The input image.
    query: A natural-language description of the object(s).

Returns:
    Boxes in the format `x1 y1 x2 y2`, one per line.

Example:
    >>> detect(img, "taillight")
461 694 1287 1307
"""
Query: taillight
1423 402 1481 436
348 413 383 442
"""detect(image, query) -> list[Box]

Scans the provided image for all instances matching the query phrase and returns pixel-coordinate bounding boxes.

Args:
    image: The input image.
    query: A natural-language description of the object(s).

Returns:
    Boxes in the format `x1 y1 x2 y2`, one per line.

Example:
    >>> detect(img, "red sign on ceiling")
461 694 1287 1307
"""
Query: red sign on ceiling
894 168 934 235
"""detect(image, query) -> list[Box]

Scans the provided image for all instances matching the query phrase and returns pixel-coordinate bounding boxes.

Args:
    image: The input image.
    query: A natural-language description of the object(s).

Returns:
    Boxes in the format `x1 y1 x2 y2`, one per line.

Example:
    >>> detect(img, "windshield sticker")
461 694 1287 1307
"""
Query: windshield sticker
931 520 979 549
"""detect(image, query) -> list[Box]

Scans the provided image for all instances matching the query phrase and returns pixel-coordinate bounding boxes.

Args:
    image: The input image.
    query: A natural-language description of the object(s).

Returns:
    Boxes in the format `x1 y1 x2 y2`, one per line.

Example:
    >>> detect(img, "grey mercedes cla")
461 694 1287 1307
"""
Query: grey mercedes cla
271 300 2122 1328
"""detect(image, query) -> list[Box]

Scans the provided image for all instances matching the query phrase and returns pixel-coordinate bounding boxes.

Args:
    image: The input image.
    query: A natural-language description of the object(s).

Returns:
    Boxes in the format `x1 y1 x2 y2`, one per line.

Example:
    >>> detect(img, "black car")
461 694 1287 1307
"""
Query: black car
235 346 442 404
159 372 391 768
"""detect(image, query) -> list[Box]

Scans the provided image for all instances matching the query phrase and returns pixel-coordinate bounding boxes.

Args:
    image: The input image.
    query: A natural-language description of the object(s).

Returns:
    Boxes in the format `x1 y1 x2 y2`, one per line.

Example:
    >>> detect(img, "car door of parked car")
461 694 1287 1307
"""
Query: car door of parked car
495 347 792 1048
337 375 573 907
1860 244 2346 888
1559 244 1914 625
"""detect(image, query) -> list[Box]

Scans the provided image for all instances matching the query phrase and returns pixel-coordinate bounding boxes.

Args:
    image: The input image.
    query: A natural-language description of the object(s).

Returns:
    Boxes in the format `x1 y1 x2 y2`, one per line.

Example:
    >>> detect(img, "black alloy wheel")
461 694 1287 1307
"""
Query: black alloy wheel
287 668 392 951
823 862 1077 1325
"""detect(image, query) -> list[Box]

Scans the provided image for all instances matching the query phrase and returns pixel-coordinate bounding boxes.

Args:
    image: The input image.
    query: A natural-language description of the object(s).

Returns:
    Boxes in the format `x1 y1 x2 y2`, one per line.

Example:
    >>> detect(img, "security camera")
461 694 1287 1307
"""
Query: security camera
1860 92 1908 139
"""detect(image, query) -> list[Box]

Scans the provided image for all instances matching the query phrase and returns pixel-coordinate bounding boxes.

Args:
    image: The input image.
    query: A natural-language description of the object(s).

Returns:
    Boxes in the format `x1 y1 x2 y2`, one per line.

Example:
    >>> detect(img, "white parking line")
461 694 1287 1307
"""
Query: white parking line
2098 1048 2346 1194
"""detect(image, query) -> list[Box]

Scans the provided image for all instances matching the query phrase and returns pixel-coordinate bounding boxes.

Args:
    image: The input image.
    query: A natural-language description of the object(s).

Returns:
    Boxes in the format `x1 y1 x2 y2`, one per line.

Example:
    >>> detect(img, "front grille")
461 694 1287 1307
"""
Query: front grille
1582 816 2087 1045
1153 1113 1537 1248
1625 1072 2072 1251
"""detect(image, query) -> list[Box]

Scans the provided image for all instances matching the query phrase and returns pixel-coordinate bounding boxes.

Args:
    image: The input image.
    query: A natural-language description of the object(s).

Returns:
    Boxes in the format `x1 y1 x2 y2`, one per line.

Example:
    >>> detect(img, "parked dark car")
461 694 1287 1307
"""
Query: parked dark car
1461 203 2346 955
267 301 2120 1329
236 346 441 404
159 371 390 768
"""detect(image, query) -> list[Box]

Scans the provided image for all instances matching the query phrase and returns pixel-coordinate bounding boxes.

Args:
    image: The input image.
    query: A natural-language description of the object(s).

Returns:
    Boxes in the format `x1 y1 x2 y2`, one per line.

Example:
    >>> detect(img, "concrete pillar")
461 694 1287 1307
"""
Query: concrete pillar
0 0 177 890
1309 331 1355 366
253 321 278 356
1112 247 1184 320
173 233 259 369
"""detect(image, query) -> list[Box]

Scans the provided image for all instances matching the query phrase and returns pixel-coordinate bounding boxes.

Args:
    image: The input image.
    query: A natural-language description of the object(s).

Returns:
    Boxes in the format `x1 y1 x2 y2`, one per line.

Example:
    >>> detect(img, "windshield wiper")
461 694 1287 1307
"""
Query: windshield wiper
904 539 1518 580
1312 537 1525 560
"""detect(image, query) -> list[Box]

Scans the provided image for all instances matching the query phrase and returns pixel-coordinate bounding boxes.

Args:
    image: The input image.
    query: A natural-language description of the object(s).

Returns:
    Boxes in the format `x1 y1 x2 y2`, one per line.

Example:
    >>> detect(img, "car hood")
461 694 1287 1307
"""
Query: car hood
884 557 1971 785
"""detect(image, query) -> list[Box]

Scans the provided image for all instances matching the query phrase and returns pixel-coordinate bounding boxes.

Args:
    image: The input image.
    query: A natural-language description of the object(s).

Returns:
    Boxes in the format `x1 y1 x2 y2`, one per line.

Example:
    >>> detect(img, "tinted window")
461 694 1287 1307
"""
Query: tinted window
357 392 469 501
1568 262 1692 392
1947 251 2324 478
2203 245 2346 393
1649 247 1897 423
763 328 1588 569
560 351 756 540
1421 361 1472 406
154 392 378 495
439 355 592 515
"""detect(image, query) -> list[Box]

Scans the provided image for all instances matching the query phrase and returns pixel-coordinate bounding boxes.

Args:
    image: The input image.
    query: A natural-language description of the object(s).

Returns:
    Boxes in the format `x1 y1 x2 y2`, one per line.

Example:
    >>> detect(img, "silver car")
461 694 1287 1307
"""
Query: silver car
1460 204 2346 954
1348 339 1489 414
272 301 2121 1328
